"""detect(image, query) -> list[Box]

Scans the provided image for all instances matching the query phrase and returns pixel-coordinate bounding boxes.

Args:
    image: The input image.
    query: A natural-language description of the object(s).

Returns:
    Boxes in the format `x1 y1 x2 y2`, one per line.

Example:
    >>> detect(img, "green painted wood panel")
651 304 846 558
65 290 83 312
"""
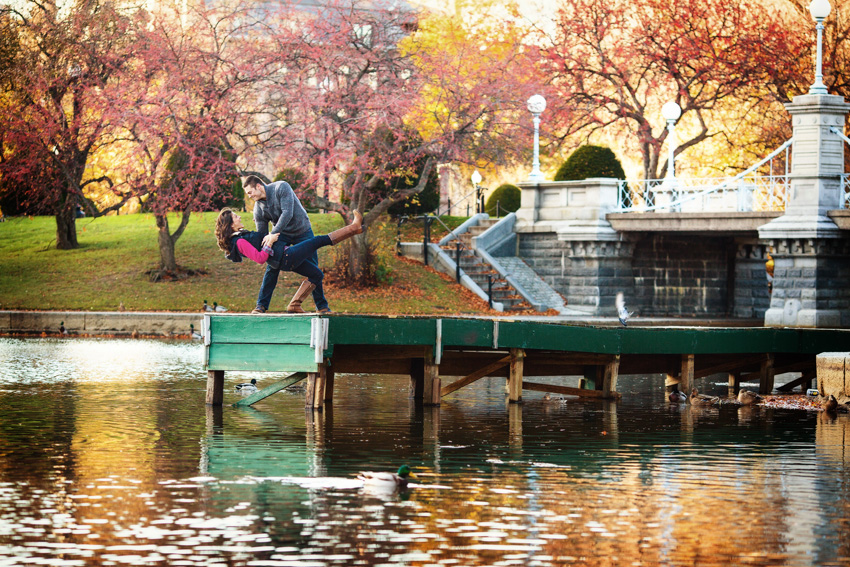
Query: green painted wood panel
441 319 494 348
328 316 437 346
207 343 317 372
209 315 313 345
496 321 621 353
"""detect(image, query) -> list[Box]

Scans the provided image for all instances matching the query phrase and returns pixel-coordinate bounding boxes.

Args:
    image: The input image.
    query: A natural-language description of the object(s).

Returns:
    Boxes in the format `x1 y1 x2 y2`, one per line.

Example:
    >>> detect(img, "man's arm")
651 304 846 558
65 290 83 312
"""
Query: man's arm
253 202 269 236
270 183 296 236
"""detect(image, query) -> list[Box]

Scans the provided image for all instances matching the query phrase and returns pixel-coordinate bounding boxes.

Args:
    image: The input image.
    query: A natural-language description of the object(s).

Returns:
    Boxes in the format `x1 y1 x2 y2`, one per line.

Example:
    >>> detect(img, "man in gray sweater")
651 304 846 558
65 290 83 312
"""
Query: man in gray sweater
243 175 330 313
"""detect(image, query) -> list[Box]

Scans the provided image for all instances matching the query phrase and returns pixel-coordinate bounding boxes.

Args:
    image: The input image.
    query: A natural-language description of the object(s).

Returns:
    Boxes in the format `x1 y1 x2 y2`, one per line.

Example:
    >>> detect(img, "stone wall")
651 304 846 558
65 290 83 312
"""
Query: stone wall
817 352 849 402
631 235 730 317
0 310 204 337
518 232 770 318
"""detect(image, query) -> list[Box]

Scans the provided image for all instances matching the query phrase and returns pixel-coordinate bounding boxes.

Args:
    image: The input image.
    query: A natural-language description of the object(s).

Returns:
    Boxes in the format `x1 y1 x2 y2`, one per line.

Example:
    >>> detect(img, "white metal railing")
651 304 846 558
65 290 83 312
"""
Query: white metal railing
842 174 850 209
617 139 794 213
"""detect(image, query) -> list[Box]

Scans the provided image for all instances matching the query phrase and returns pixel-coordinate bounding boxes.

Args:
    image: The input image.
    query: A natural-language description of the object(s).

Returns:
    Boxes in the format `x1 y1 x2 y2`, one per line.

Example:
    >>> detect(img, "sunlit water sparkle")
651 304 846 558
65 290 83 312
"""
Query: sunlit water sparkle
0 337 848 566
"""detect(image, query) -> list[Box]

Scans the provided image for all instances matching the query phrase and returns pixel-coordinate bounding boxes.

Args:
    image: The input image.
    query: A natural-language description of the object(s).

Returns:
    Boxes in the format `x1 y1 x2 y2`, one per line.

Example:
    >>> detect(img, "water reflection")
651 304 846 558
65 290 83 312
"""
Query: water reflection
0 337 848 566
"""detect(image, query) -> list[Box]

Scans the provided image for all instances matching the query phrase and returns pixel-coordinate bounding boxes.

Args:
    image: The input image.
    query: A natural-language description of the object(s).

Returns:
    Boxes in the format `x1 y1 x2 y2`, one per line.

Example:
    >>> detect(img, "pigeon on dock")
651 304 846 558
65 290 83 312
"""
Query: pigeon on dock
615 292 632 326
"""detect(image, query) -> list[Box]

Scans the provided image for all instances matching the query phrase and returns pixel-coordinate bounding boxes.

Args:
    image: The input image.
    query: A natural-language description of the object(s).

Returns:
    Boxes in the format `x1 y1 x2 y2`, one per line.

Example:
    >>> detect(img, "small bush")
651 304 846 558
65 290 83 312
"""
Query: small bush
484 184 521 216
554 145 625 181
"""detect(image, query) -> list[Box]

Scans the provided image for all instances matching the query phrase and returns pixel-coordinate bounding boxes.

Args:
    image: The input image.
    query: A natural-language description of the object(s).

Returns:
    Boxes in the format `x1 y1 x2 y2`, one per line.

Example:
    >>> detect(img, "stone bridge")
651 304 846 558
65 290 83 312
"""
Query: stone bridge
511 93 850 328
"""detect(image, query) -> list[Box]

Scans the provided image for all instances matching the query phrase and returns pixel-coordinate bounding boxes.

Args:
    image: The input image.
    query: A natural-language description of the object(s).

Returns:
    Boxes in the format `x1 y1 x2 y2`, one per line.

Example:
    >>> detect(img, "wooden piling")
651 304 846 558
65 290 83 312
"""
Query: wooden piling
508 348 525 403
759 354 775 395
206 370 224 406
728 372 741 397
423 347 441 406
601 355 620 399
680 354 695 394
323 361 335 404
410 358 424 401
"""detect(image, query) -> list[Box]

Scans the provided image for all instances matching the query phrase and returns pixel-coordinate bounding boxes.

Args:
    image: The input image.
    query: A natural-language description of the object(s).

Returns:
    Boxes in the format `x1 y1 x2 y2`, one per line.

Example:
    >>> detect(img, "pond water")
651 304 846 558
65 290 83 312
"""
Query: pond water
0 337 848 567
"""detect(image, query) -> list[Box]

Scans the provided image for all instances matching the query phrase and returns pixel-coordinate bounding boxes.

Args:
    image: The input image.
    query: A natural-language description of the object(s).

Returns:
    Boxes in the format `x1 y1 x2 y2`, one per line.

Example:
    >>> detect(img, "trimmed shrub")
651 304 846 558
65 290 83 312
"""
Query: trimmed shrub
484 183 521 216
554 145 625 181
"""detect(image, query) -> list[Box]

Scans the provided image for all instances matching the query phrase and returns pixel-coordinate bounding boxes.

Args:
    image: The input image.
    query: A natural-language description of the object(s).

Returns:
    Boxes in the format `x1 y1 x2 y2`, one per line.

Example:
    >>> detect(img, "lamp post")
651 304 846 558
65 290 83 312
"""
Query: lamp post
660 101 682 210
661 101 682 182
471 170 483 214
808 0 831 95
527 94 546 183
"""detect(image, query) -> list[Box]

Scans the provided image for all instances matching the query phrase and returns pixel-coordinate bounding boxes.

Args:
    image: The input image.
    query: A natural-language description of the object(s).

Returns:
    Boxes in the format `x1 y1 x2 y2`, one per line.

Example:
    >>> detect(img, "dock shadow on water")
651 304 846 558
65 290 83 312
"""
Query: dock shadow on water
0 337 849 566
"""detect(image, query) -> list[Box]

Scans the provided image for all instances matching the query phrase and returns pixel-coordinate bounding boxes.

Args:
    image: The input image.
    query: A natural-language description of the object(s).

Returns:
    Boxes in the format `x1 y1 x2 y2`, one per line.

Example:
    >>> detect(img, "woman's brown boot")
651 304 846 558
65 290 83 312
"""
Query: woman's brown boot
328 211 363 244
287 280 317 313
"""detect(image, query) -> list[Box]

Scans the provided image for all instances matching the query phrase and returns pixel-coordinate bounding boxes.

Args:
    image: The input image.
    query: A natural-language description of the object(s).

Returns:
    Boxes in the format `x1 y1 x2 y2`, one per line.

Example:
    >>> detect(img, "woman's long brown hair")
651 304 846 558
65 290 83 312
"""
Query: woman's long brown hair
215 208 236 252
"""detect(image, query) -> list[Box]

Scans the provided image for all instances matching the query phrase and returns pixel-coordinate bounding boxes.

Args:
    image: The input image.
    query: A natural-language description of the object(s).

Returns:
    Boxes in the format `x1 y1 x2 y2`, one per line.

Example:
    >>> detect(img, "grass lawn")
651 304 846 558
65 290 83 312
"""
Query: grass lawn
0 211 495 315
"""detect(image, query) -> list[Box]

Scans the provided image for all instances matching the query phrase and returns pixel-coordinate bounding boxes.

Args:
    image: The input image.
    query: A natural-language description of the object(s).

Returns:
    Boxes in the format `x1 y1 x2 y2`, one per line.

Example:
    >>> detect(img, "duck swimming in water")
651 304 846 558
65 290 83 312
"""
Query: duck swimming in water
669 389 687 403
824 395 839 412
358 465 416 489
235 378 258 393
737 389 763 406
690 388 720 407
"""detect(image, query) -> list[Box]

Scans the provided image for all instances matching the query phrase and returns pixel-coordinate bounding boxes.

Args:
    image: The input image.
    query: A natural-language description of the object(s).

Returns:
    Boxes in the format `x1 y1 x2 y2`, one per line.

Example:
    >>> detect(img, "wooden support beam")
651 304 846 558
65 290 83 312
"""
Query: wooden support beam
323 361 335 403
206 370 224 406
312 364 327 409
410 358 424 401
423 347 441 406
508 348 525 403
601 355 620 399
680 354 695 394
693 354 769 381
759 354 775 395
233 372 308 408
728 372 741 396
775 368 818 393
441 355 512 397
305 372 317 409
522 381 607 399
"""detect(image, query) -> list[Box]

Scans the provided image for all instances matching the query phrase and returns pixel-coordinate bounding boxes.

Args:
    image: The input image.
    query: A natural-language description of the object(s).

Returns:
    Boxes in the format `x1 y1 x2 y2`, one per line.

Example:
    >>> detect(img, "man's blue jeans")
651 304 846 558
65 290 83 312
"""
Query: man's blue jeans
256 227 329 312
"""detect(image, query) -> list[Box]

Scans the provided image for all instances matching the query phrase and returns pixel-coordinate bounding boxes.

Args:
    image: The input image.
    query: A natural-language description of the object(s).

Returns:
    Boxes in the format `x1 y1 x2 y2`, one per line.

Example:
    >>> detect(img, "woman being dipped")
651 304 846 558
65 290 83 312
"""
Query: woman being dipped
214 208 362 313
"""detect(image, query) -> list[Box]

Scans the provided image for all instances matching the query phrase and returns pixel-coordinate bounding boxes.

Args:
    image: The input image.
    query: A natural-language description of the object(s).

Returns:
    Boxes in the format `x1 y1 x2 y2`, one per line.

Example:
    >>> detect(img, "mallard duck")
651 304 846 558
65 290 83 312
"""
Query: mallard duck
669 389 687 403
214 302 228 312
190 324 202 340
203 300 214 312
690 388 720 407
737 389 763 406
59 321 68 335
235 378 258 393
358 465 416 489
824 395 839 412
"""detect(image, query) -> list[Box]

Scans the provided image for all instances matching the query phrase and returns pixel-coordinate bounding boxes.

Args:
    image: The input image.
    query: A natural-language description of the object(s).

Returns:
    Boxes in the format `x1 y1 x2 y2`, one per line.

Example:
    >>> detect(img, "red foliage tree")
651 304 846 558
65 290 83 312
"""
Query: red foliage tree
0 0 144 248
260 0 542 282
539 0 808 181
113 1 267 274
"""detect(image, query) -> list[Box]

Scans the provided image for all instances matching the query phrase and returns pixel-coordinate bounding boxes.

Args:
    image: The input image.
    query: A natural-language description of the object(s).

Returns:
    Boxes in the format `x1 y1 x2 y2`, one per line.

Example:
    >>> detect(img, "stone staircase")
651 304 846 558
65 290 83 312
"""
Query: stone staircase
441 219 530 312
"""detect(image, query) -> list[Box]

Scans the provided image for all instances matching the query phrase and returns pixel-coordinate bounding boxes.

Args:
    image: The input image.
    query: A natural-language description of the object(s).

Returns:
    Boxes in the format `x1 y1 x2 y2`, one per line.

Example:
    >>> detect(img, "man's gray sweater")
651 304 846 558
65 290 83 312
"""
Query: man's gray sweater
253 181 312 240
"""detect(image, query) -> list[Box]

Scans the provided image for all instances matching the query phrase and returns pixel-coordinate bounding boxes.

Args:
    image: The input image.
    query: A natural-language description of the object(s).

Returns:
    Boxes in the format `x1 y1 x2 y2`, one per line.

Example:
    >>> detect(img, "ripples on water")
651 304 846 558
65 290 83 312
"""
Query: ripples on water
0 337 848 566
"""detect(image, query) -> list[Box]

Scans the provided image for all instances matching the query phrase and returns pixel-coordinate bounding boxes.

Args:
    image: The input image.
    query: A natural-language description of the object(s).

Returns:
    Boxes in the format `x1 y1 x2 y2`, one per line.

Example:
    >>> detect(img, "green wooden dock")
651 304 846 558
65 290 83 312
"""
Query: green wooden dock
203 314 849 408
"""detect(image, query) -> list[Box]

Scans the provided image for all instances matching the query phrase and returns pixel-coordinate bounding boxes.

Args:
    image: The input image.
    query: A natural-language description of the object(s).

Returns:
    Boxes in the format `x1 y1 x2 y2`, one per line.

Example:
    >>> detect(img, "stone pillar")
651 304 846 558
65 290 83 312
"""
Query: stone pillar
516 179 635 316
758 94 850 327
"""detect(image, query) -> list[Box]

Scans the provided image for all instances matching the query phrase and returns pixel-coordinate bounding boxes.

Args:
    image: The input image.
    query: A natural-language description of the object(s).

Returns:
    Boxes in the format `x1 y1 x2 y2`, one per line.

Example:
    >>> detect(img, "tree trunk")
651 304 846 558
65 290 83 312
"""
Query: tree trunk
346 231 368 283
155 213 178 272
55 202 78 250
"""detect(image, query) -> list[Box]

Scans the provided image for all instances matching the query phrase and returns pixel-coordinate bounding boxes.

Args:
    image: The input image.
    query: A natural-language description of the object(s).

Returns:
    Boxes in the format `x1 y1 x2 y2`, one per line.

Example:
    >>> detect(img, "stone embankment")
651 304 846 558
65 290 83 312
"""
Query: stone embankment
817 352 850 401
0 310 203 338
